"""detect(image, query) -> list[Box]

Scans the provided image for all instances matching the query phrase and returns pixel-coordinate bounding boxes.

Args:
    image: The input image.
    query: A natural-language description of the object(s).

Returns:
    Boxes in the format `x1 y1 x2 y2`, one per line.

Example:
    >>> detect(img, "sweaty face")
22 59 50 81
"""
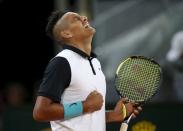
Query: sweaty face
62 12 96 40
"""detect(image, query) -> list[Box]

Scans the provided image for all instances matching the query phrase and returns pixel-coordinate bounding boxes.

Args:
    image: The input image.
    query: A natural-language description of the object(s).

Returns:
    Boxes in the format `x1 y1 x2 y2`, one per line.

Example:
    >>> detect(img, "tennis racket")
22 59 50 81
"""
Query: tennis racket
114 56 161 131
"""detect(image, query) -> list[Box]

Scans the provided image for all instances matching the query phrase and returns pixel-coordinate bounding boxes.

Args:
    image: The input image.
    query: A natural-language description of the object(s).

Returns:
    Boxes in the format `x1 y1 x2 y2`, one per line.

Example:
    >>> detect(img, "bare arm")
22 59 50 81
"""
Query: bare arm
33 96 64 122
106 110 124 123
33 91 103 122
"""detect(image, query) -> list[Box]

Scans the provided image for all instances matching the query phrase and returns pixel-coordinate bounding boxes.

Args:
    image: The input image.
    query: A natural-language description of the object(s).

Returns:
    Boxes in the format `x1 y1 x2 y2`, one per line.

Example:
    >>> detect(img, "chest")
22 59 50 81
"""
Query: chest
70 58 106 95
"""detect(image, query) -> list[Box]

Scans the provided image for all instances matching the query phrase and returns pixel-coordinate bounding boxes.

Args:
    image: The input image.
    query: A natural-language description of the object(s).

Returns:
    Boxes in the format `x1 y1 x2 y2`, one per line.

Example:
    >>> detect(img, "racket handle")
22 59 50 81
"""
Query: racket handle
120 113 133 131
120 122 128 131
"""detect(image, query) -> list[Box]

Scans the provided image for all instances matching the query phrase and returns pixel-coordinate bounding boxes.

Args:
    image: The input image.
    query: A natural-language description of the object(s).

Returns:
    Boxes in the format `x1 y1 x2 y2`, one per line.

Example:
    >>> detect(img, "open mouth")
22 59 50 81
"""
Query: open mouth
84 24 89 28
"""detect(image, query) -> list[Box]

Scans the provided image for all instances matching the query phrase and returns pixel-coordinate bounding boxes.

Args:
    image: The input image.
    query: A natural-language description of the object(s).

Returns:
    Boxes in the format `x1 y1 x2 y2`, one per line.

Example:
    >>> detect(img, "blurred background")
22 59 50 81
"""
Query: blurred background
0 0 183 130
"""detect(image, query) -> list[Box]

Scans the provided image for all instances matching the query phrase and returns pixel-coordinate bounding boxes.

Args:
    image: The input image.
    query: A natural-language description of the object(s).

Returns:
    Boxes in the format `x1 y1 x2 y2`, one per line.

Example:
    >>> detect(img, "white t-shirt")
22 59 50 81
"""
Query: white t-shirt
47 45 106 131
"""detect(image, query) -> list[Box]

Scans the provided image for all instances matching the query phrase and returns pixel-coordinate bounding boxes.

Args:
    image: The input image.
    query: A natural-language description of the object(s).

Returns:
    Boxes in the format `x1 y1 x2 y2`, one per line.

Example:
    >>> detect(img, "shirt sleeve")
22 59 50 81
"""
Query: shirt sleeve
37 57 71 102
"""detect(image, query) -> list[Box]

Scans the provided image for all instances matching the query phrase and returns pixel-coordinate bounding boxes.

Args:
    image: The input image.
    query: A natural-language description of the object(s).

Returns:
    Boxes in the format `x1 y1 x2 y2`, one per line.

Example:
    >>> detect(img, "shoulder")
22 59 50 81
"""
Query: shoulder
49 57 69 67
56 49 78 59
45 57 70 73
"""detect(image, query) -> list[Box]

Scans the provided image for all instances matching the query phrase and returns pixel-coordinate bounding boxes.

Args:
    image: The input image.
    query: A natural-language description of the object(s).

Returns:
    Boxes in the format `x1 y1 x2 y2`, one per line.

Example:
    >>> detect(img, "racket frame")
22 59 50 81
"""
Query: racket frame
115 56 162 104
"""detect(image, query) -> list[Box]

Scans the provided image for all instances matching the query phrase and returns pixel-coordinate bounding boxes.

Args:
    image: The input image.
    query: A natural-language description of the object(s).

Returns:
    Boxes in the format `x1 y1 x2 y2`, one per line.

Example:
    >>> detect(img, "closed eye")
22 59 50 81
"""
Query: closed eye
74 16 81 21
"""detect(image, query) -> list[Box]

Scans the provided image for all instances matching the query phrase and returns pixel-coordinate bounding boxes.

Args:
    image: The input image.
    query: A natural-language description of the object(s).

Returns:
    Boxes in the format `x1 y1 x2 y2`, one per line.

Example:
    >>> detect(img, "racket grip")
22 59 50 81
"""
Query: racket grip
120 122 128 131
120 114 133 131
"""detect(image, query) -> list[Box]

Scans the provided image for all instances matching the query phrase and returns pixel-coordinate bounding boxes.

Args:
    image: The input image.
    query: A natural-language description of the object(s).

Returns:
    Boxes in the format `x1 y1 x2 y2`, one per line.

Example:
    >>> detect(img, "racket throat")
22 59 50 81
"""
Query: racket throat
126 114 134 124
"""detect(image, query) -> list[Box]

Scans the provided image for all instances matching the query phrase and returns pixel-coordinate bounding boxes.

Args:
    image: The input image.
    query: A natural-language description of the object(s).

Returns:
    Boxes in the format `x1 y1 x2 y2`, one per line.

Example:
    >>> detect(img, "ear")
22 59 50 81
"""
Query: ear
60 30 72 39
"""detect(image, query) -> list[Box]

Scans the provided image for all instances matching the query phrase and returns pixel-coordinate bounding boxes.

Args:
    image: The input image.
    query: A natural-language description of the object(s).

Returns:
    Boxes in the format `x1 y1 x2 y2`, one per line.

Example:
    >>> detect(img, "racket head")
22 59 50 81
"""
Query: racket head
115 56 162 104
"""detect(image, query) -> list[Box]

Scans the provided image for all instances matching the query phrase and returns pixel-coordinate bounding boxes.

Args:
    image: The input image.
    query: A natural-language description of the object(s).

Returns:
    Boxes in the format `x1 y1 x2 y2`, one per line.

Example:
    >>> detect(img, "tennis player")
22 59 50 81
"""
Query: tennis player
33 11 142 131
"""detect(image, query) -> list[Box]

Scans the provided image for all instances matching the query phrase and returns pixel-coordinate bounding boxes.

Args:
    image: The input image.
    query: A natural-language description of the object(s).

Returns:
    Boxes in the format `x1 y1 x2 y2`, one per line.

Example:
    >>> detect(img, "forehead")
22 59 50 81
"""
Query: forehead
62 12 79 21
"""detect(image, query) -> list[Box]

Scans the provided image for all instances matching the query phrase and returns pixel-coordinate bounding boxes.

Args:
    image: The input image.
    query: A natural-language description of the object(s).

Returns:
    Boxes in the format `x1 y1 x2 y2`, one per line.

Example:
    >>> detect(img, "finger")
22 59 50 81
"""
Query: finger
92 90 99 95
137 106 142 111
93 90 98 93
120 97 129 103
131 102 140 107
133 110 139 116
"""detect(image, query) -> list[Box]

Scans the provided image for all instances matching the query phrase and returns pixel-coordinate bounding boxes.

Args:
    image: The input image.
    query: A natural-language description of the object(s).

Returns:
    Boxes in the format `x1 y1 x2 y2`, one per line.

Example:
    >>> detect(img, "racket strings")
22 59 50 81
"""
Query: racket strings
115 58 160 102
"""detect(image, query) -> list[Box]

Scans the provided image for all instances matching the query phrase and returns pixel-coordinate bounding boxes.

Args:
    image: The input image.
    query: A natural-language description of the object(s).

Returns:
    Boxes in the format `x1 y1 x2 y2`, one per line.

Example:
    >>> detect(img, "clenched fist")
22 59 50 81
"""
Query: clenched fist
83 91 103 113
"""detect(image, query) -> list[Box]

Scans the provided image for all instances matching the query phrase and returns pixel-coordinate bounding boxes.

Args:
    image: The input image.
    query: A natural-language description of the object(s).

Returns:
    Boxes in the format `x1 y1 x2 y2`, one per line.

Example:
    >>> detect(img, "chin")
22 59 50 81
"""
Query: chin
89 27 96 35
84 27 96 37
92 28 96 34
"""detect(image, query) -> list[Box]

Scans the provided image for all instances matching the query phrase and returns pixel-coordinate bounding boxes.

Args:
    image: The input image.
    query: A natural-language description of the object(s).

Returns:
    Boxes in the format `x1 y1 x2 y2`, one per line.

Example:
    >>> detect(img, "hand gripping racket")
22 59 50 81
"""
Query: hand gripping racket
114 56 161 131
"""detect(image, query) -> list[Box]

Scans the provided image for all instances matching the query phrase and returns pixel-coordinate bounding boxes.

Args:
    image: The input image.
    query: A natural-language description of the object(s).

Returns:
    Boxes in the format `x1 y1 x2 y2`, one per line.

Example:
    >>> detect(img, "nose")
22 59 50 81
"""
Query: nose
82 16 88 22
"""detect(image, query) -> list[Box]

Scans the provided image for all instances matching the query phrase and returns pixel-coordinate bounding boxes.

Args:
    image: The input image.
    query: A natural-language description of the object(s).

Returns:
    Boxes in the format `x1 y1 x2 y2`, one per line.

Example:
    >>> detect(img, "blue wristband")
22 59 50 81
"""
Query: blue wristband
63 101 83 119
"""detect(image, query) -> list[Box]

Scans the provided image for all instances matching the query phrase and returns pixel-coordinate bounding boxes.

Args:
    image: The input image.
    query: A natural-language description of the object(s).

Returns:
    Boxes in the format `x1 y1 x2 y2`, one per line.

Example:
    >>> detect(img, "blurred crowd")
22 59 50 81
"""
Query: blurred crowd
159 31 183 102
0 81 40 130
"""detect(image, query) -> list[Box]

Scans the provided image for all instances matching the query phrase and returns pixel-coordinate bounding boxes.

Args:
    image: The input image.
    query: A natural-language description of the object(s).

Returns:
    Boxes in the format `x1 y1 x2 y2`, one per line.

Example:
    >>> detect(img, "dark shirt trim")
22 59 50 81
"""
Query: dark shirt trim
62 44 97 75
62 44 97 58
88 57 96 75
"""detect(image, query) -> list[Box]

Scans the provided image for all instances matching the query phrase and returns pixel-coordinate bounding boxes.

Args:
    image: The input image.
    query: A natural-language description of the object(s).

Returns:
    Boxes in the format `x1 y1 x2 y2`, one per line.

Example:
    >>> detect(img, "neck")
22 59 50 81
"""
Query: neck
68 36 93 56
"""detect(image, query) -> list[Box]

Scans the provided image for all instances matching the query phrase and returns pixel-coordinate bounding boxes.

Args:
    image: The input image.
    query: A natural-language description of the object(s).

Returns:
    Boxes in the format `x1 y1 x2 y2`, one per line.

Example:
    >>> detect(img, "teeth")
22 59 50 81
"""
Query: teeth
85 24 89 28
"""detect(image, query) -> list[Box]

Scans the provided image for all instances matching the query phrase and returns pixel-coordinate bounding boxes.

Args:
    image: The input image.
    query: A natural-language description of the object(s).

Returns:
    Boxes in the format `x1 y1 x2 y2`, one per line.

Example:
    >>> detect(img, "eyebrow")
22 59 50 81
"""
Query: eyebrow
70 14 80 22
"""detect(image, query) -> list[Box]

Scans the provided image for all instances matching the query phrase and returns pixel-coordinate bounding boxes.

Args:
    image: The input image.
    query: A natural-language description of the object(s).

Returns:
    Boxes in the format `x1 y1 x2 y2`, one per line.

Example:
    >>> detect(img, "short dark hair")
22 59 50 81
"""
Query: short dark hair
46 10 67 39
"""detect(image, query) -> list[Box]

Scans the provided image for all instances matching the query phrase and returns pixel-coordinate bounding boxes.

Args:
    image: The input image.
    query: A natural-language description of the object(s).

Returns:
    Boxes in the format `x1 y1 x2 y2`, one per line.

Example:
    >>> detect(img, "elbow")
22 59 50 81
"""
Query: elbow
33 96 53 122
33 108 41 121
33 107 46 122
